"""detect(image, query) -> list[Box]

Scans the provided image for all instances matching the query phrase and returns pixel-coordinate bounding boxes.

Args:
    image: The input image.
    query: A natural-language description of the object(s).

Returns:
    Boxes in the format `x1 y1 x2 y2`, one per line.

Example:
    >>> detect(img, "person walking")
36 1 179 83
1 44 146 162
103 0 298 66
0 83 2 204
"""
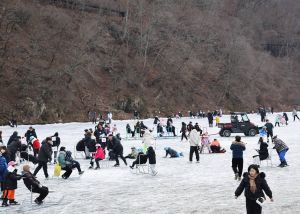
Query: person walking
188 127 200 163
33 137 52 179
235 164 273 214
230 136 246 181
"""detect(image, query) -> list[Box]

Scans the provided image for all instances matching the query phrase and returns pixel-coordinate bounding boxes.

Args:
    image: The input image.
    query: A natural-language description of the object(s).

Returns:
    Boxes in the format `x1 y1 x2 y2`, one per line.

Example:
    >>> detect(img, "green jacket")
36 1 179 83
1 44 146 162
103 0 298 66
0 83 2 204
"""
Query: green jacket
57 151 71 168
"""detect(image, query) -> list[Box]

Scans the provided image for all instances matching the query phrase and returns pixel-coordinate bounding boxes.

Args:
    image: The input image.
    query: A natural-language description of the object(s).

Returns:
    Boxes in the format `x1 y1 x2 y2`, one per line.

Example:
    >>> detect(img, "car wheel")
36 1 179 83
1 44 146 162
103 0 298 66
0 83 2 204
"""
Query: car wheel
223 130 231 137
248 129 257 136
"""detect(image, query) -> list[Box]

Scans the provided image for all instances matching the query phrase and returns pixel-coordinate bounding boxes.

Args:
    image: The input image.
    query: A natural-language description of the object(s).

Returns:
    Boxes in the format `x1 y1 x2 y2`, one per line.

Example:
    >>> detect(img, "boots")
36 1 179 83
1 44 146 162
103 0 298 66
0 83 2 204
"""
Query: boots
2 199 9 207
9 199 19 205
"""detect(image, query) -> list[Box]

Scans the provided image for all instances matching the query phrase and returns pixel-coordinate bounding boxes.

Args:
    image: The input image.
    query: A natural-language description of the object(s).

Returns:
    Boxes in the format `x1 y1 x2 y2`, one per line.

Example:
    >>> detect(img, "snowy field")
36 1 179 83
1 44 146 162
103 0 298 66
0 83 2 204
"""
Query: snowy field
1 113 300 214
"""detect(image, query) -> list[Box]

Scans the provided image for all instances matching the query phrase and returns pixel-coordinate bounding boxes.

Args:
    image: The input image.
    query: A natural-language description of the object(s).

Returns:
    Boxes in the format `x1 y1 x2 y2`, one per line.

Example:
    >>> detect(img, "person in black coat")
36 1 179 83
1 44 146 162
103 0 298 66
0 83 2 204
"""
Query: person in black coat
264 120 274 142
0 131 3 145
126 124 135 138
7 131 18 146
33 137 52 179
22 165 49 205
7 137 22 162
94 124 106 144
194 123 203 135
2 162 22 206
235 165 273 214
129 152 147 169
283 113 289 125
108 135 127 167
153 116 160 125
207 112 214 127
147 146 157 176
25 127 37 144
52 132 61 164
253 138 269 166
187 122 194 133
20 144 38 165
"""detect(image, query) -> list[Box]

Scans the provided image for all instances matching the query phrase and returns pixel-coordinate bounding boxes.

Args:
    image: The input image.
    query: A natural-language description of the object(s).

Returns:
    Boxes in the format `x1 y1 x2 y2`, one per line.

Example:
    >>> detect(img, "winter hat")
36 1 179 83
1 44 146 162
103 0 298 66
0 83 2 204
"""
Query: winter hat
131 147 136 150
248 164 260 174
23 165 30 172
8 161 17 167
60 147 66 151
95 144 101 147
54 132 59 137
164 147 169 151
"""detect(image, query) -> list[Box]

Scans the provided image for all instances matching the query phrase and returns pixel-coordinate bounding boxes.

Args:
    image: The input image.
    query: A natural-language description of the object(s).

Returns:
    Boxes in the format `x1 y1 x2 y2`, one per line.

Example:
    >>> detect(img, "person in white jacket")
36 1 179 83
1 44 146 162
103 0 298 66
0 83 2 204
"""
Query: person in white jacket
189 128 200 163
142 130 154 153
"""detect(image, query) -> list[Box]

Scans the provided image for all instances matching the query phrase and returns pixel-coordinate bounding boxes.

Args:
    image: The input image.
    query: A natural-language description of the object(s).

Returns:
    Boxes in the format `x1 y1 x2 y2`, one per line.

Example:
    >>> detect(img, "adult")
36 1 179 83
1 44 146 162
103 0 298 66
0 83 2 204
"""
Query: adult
187 122 193 133
189 128 200 163
292 108 300 121
126 124 135 138
94 124 107 148
166 118 176 136
7 136 22 162
180 122 188 141
164 147 183 158
264 119 274 142
7 131 18 146
194 123 202 134
0 131 3 145
260 108 266 122
207 112 214 127
283 112 289 125
142 130 154 153
107 112 113 124
210 139 221 153
108 134 127 167
253 137 269 166
153 116 160 125
22 165 49 205
230 136 246 181
33 137 52 179
52 132 61 164
235 164 273 214
272 136 289 167
25 127 37 144
57 147 84 179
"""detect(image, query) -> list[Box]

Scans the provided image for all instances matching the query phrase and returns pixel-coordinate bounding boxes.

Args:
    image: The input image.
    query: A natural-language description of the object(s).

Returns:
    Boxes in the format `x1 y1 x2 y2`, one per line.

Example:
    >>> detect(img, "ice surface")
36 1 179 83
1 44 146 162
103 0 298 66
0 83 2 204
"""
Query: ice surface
0 113 299 214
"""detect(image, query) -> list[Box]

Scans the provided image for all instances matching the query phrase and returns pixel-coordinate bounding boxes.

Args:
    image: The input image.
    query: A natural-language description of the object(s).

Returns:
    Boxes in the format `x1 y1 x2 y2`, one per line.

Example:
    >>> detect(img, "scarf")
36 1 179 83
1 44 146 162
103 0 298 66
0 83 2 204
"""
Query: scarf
248 174 258 193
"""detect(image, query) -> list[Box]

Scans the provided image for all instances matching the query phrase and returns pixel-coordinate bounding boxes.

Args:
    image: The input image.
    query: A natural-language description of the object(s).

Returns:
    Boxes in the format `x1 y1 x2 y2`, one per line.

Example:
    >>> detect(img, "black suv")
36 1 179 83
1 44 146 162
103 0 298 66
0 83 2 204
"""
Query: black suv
219 112 259 137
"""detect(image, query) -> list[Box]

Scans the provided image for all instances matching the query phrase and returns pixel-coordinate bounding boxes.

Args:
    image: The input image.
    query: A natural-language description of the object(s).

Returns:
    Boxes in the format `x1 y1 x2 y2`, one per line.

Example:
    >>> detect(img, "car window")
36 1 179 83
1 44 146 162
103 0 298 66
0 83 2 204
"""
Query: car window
241 114 249 122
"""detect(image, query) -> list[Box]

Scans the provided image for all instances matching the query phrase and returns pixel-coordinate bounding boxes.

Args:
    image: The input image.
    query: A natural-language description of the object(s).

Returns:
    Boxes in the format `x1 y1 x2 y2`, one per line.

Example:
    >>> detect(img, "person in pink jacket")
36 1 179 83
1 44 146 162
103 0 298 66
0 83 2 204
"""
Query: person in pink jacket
199 132 212 153
89 144 105 170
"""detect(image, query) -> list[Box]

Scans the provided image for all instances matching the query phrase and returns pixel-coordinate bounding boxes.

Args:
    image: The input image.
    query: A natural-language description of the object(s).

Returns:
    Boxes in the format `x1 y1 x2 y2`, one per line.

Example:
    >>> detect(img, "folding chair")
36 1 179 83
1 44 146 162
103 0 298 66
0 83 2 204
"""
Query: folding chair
260 148 274 166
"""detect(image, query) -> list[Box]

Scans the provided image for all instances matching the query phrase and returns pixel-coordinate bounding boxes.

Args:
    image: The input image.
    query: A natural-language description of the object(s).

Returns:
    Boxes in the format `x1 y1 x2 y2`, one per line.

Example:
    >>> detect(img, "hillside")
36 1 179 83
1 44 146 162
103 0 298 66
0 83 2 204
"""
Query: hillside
0 0 299 123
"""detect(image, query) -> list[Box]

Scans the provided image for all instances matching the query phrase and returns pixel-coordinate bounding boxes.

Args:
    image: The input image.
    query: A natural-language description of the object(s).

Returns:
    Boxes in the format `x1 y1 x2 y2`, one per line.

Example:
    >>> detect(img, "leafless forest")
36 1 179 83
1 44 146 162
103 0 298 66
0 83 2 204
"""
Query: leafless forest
0 0 299 123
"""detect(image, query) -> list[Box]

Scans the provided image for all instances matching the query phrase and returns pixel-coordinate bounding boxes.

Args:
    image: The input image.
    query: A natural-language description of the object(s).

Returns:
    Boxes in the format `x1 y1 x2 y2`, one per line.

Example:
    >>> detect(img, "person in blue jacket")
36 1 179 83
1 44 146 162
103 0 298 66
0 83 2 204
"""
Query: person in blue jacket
164 147 183 158
0 151 8 201
230 136 246 181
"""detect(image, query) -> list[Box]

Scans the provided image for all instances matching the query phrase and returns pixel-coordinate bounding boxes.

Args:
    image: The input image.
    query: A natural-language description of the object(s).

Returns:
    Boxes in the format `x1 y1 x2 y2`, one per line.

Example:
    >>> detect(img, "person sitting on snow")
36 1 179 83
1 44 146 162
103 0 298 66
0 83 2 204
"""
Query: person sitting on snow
164 147 183 158
210 139 226 153
22 165 49 205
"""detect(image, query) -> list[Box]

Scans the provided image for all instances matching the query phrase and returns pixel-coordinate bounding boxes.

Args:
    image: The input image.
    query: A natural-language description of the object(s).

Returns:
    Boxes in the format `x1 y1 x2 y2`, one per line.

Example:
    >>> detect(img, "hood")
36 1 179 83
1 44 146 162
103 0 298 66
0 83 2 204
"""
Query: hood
243 172 266 179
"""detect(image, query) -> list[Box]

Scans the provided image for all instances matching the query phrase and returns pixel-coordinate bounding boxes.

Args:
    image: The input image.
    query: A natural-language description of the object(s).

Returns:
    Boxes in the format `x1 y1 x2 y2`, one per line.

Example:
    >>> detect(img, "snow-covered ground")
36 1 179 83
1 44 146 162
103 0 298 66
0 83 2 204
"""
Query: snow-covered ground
1 113 300 214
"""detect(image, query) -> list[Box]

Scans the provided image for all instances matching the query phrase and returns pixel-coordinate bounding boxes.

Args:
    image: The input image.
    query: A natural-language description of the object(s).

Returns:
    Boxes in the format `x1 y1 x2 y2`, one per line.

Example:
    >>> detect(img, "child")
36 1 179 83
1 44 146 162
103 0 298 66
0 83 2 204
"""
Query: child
90 144 105 169
235 164 273 214
230 136 246 181
147 146 157 176
274 114 281 127
259 126 267 142
200 133 212 154
2 161 22 206
22 165 49 205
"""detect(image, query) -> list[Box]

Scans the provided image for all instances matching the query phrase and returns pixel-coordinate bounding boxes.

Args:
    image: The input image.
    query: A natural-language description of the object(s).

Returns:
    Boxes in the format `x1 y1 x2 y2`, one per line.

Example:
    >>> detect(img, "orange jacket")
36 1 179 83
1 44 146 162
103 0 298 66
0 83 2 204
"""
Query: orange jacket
211 140 220 147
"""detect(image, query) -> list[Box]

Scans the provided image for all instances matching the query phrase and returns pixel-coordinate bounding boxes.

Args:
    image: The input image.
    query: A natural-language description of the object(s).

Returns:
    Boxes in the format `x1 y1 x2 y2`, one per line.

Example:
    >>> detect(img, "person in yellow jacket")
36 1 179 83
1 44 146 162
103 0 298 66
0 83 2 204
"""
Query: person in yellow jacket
215 116 221 127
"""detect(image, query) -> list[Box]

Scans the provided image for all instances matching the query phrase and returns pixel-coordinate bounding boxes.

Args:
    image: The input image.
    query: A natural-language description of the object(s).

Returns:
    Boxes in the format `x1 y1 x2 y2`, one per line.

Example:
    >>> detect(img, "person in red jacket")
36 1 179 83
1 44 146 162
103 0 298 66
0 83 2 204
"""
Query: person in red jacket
30 136 41 157
89 144 105 170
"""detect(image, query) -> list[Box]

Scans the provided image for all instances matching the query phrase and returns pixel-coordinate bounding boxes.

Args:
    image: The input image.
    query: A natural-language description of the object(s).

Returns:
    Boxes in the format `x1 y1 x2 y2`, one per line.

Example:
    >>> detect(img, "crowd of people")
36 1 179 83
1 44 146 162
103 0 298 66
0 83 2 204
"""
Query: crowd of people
0 108 298 213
